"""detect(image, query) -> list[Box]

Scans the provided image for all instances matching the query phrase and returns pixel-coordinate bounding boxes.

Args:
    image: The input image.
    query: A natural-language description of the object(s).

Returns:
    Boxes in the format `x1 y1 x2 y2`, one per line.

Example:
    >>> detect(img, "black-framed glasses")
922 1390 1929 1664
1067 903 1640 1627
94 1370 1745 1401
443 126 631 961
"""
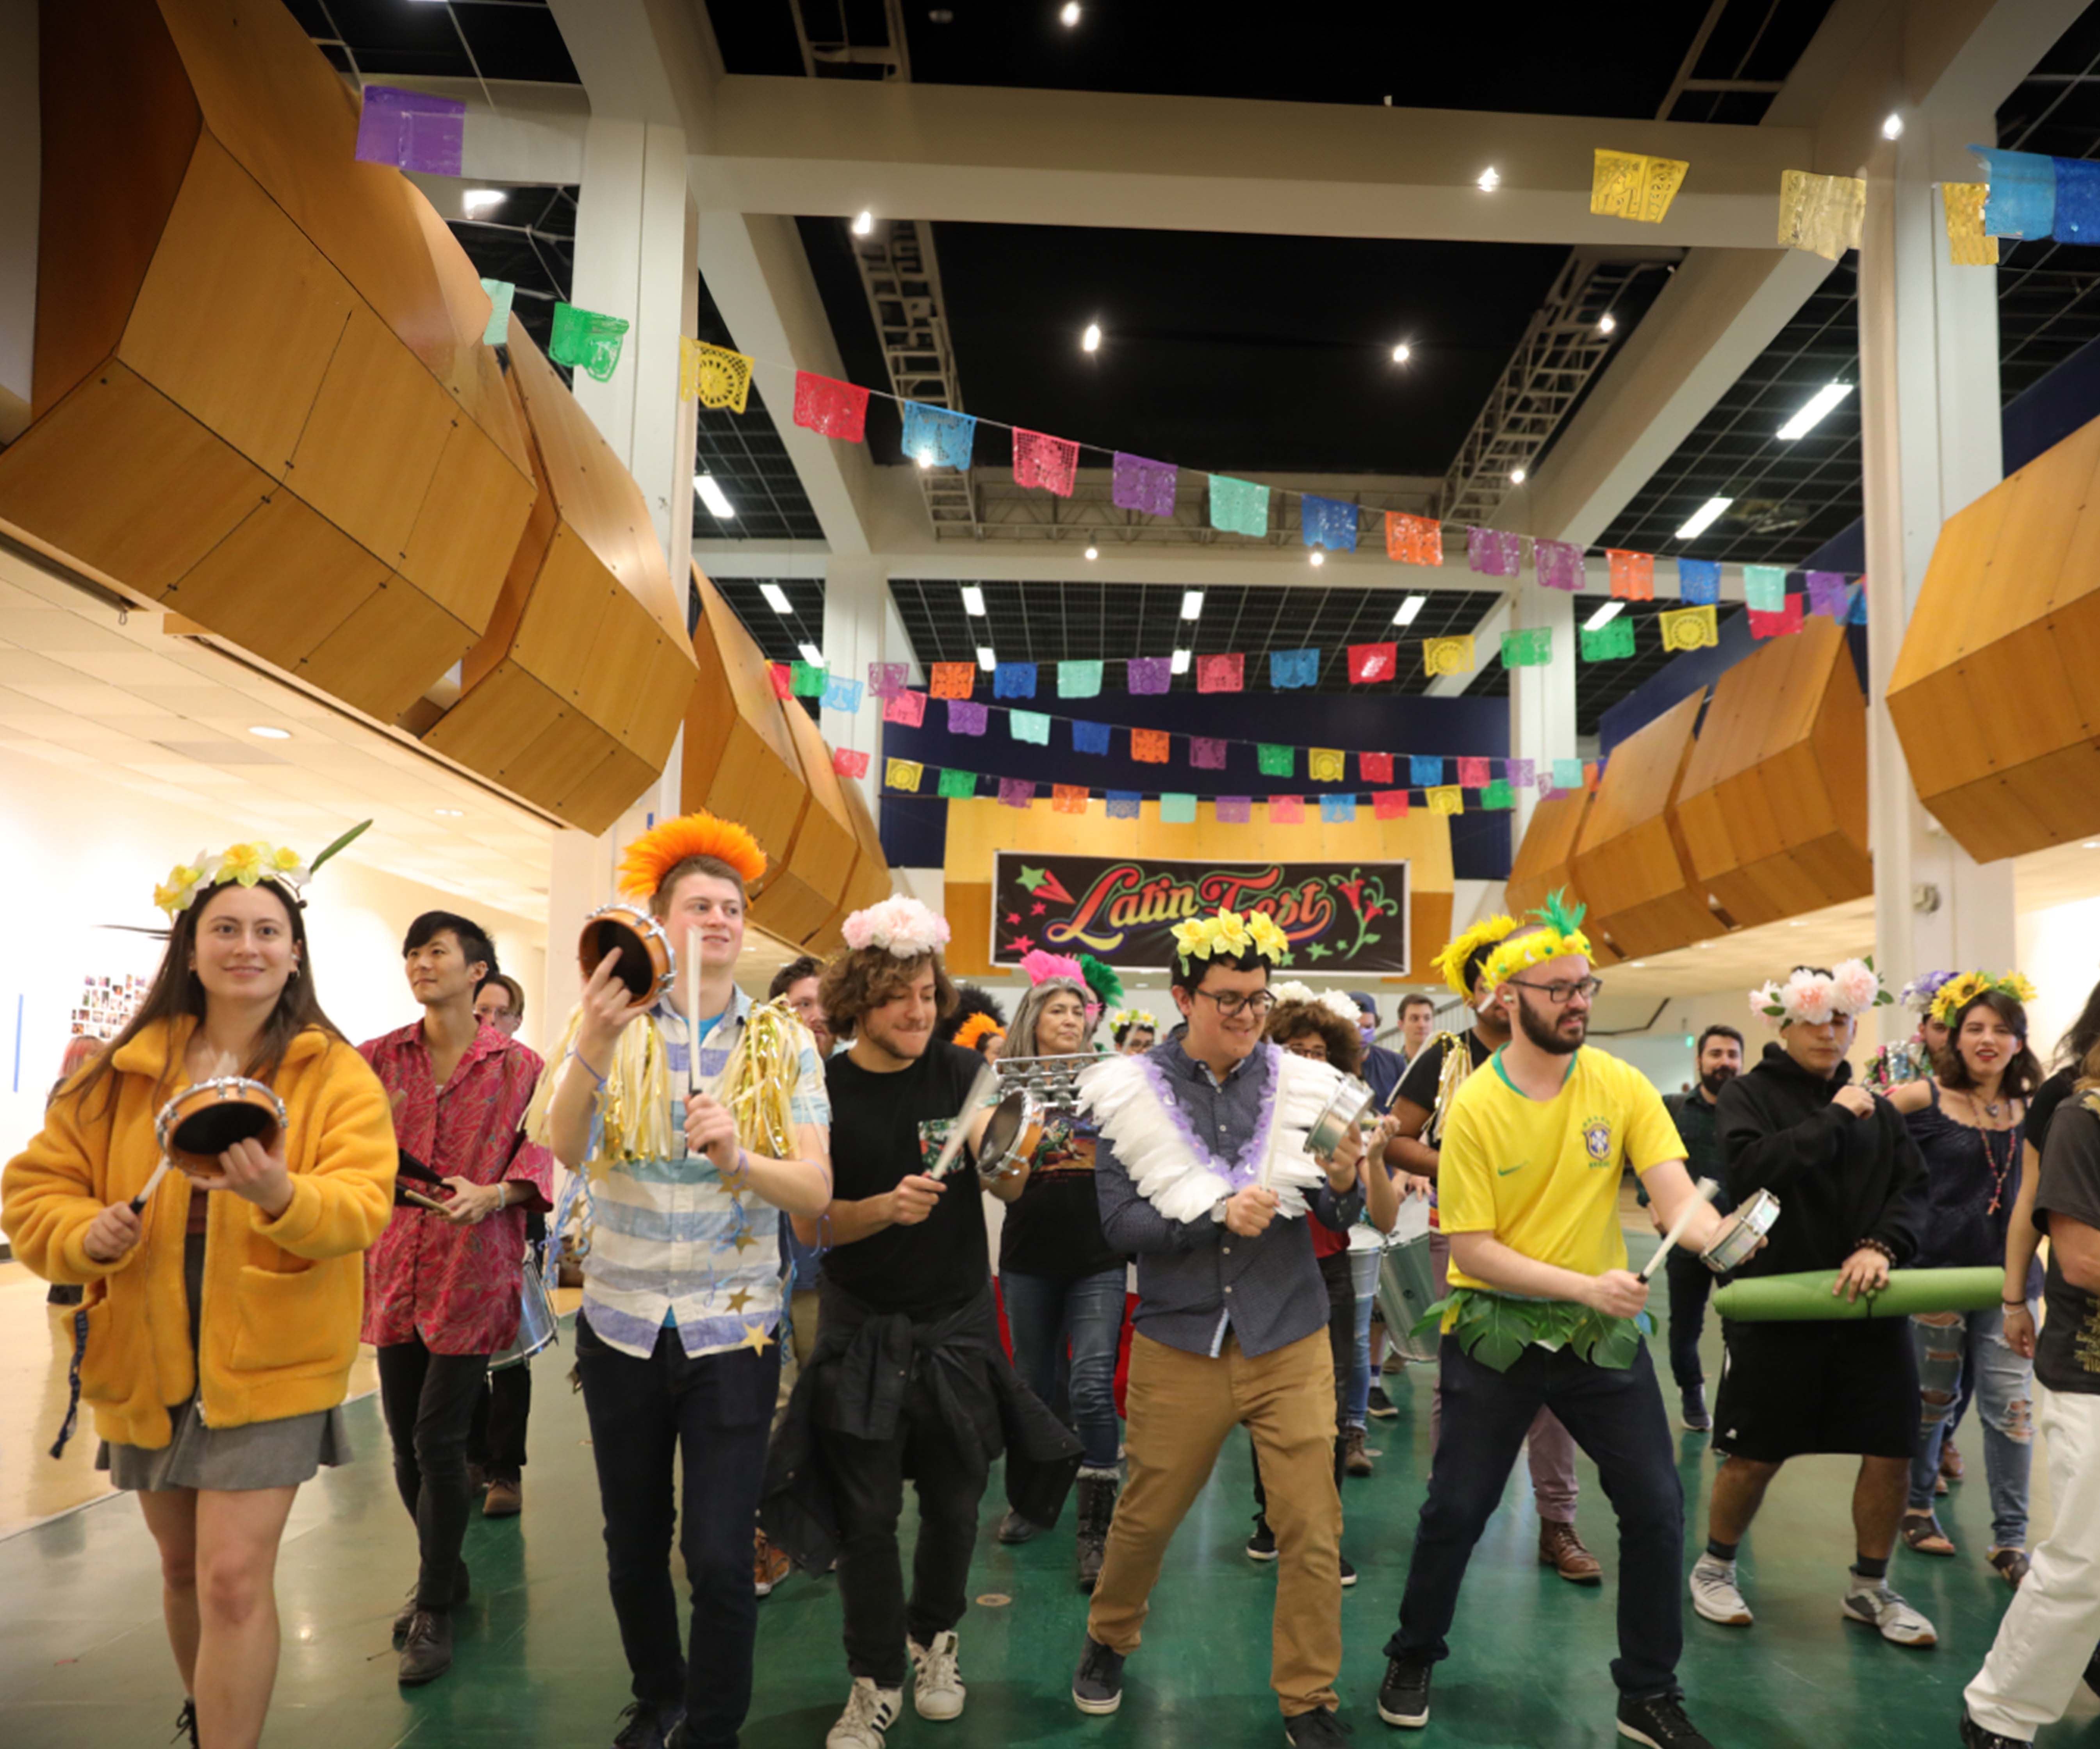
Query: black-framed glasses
1193 989 1278 1019
1506 976 1604 1005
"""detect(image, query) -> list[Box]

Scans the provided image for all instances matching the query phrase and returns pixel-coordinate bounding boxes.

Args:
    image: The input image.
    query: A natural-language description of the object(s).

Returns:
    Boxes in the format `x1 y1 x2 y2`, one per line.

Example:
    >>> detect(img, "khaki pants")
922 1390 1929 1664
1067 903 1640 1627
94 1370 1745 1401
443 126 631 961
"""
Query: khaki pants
1086 1326 1342 1717
772 1288 822 1430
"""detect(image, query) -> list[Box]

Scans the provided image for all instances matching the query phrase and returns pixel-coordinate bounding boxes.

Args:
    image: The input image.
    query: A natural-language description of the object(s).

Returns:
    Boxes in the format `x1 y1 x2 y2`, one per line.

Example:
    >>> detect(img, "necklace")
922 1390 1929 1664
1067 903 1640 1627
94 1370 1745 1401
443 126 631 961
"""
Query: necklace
1977 1119 2017 1215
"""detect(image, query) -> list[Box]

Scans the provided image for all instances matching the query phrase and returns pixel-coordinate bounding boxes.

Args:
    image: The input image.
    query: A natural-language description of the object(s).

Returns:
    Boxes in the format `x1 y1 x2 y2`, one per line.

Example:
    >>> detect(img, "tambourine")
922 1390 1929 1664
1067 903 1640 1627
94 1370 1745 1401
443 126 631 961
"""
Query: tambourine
1700 1186 1781 1274
155 1077 287 1174
1304 1074 1376 1161
579 903 677 1003
973 1088 1049 1183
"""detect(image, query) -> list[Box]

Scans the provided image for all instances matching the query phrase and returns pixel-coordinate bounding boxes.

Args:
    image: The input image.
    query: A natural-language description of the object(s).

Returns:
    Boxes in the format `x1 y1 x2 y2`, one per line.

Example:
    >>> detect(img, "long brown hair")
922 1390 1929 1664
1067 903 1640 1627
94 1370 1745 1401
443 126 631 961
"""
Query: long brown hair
1941 989 2041 1102
62 879 346 1123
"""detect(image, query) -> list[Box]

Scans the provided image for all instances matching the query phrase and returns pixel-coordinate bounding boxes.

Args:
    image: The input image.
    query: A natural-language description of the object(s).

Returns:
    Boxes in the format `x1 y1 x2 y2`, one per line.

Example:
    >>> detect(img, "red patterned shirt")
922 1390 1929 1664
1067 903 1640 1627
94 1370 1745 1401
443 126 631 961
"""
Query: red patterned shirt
358 1020 554 1354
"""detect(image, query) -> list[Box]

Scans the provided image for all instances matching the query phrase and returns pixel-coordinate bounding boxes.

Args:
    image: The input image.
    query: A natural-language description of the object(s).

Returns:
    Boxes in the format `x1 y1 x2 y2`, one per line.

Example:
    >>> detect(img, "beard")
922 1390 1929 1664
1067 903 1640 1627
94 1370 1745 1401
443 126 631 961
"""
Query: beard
1699 1065 1737 1097
1516 995 1585 1056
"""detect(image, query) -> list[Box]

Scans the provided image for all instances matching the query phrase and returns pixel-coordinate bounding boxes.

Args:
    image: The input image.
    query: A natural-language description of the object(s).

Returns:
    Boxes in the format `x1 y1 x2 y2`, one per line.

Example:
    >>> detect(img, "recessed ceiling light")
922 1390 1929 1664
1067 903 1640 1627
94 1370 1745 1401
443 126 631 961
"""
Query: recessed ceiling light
2084 840 2100 850
1310 550 1326 568
1787 918 1806 926
759 582 793 614
1630 962 1647 969
1881 112 1904 140
1675 496 1733 540
1180 590 1205 620
1084 543 1099 561
248 725 291 740
1081 321 1102 353
1391 342 1412 364
1584 600 1624 631
1509 467 1527 485
462 189 505 215
1392 594 1426 626
852 209 874 236
799 642 824 667
1777 383 1854 441
1170 648 1191 675
1598 312 1617 334
977 645 997 671
1060 1 1080 23
435 808 464 818
1477 167 1501 192
961 585 987 616
1695 941 1714 950
693 474 735 518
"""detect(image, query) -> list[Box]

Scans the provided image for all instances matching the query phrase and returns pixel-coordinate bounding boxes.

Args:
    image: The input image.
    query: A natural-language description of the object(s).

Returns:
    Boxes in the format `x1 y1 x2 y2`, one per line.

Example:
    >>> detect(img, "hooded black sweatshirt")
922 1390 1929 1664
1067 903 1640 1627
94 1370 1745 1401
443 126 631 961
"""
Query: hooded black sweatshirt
1716 1041 1927 1278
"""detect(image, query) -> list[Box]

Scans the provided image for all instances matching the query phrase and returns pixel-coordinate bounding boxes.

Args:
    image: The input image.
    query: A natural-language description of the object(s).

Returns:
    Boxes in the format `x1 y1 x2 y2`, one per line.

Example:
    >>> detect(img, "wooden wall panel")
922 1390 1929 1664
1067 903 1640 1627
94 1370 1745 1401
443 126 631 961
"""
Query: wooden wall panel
1573 691 1721 959
754 694 860 947
1505 791 1597 938
681 568 808 871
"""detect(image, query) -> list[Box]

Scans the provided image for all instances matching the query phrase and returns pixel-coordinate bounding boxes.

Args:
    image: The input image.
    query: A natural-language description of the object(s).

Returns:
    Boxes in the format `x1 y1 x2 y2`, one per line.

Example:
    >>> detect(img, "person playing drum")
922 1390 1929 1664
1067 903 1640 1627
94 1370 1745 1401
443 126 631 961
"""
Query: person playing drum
530 811 833 1749
2 831 395 1749
358 910 553 1685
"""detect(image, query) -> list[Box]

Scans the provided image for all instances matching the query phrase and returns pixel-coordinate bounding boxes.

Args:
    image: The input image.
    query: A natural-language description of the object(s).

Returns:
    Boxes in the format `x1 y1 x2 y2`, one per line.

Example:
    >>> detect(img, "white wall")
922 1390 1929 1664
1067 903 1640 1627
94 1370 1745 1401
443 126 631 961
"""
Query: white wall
0 752 546 1167
2017 896 2100 1070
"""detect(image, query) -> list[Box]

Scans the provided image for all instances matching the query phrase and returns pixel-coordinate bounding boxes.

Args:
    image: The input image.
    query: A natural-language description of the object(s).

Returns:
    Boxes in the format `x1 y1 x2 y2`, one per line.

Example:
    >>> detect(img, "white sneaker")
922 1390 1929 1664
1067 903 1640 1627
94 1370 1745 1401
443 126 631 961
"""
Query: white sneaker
1689 1553 1753 1626
1842 1574 1937 1646
909 1630 966 1721
826 1677 903 1749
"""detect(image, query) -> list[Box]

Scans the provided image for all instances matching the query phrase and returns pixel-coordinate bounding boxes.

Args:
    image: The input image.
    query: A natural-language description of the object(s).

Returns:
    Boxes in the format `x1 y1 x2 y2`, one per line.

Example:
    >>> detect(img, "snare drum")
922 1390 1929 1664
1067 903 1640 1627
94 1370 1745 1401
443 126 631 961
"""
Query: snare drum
1699 1187 1780 1275
155 1078 286 1173
1305 1075 1376 1161
490 1250 558 1371
579 903 677 1003
973 1088 1048 1182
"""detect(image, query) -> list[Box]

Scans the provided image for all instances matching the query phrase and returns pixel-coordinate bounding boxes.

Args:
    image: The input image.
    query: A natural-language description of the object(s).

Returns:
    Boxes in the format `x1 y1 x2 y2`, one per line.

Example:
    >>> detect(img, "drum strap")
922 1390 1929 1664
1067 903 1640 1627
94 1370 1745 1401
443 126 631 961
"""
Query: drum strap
49 1306 88 1459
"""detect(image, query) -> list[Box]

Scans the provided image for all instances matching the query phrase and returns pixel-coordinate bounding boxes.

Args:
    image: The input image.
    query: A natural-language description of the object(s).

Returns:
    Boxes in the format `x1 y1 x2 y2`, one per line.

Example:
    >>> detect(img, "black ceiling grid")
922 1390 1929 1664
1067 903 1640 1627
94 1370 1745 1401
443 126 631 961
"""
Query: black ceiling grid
709 576 829 664
291 0 580 85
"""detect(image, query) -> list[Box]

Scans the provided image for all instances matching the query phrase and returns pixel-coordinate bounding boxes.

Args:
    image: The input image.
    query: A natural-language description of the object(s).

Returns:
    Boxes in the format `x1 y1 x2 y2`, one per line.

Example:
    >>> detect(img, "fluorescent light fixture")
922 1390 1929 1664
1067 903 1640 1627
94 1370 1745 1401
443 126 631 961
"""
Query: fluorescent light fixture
1392 342 1412 364
1477 167 1501 192
961 585 987 616
1060 1 1080 23
1509 466 1527 485
1392 594 1426 626
1170 648 1191 675
759 582 793 614
462 189 505 215
1777 383 1853 441
693 474 735 518
1598 312 1617 334
435 808 464 818
1084 544 1099 560
1882 112 1904 140
799 642 824 666
1583 600 1624 632
1630 962 1647 969
1082 321 1102 353
1675 496 1733 540
247 725 291 740
852 209 874 236
1180 590 1205 620
977 645 997 671
1309 549 1326 568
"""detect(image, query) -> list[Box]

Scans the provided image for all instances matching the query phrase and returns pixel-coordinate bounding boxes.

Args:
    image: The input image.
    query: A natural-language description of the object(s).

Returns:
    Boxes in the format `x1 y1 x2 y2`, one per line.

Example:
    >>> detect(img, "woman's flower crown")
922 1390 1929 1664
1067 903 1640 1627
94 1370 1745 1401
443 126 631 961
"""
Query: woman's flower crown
1271 980 1363 1025
1478 891 1592 992
1898 969 1957 1015
1749 957 1890 1024
1108 1007 1159 1032
1169 907 1291 968
153 822 370 919
841 895 950 960
1928 970 2037 1028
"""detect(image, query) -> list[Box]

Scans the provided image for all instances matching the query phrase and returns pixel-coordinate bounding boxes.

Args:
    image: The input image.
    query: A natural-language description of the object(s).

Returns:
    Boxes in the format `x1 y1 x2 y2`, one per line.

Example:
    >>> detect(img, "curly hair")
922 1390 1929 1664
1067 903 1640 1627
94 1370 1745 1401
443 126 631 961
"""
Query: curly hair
819 946 958 1043
1266 999 1363 1076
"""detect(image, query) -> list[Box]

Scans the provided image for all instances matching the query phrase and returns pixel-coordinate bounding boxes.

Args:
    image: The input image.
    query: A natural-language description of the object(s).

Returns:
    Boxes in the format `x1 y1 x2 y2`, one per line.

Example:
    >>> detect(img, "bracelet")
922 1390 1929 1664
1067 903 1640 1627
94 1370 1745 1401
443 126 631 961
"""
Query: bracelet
2003 1298 2030 1308
1854 1237 1896 1263
565 1048 608 1088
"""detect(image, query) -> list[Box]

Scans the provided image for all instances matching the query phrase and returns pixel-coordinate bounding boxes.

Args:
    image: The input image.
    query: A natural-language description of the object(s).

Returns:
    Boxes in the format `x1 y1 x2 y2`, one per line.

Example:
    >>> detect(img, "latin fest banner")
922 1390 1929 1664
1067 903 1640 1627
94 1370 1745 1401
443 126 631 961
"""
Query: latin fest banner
993 853 1411 973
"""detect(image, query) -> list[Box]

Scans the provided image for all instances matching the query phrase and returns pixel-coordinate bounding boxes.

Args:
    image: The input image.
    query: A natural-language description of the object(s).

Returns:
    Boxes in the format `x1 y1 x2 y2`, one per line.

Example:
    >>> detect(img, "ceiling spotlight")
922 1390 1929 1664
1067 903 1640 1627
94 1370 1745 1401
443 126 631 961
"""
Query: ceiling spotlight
852 209 874 237
247 725 291 740
1477 166 1501 192
694 474 736 518
462 189 506 215
977 645 997 671
1695 940 1714 950
1170 647 1191 675
1392 594 1426 626
759 582 793 614
961 585 987 615
1675 495 1733 540
915 449 934 469
1583 600 1624 631
1777 382 1854 441
1598 312 1617 334
799 642 825 667
1509 467 1527 486
1391 342 1412 364
1082 321 1102 353
1881 112 1904 140
1084 543 1099 561
1309 549 1326 567
1180 590 1205 620
1060 1 1080 23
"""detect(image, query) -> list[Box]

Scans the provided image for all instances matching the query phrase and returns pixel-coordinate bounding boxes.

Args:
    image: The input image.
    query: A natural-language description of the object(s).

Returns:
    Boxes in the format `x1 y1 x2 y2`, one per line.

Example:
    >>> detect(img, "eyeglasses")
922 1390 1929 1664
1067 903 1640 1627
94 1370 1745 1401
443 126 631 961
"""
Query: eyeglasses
1506 976 1603 1005
1193 989 1278 1019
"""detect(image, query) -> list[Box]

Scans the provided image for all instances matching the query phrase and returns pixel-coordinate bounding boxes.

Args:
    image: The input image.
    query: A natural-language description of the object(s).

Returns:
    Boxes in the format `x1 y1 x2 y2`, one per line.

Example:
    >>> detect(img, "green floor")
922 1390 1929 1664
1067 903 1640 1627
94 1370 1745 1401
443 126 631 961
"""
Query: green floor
6 1238 2098 1749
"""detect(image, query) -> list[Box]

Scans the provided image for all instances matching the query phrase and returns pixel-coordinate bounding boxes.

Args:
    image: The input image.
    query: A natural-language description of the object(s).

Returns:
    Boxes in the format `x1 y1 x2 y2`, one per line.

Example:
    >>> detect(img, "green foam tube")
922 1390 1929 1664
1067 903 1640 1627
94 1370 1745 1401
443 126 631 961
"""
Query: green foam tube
1712 1266 2006 1322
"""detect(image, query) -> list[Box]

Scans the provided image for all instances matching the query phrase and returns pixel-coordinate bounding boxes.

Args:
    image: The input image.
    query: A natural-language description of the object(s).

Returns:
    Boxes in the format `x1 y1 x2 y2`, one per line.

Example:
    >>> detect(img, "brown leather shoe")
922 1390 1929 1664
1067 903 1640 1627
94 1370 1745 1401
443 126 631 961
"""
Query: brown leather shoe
483 1478 522 1518
754 1529 792 1597
1539 1519 1602 1583
1344 1427 1374 1478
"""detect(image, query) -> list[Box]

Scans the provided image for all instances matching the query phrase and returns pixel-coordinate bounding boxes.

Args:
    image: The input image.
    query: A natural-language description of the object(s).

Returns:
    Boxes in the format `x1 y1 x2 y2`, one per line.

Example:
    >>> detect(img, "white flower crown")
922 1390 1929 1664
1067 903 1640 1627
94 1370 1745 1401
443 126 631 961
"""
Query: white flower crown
1749 957 1890 1024
1271 981 1363 1026
841 895 951 960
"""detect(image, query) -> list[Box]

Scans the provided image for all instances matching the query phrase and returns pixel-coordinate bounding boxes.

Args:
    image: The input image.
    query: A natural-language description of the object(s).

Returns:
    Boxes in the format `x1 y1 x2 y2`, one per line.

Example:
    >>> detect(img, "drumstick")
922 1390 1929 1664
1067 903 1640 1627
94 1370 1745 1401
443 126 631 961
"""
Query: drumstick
1638 1178 1721 1283
403 1186 452 1214
128 1156 173 1215
682 944 702 1161
927 1060 1000 1181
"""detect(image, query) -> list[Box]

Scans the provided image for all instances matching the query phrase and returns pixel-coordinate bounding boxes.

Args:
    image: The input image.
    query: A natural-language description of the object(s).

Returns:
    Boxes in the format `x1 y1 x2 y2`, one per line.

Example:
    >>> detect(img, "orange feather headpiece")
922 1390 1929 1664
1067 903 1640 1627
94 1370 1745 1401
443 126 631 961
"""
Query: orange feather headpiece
617 810 768 901
954 1012 1005 1053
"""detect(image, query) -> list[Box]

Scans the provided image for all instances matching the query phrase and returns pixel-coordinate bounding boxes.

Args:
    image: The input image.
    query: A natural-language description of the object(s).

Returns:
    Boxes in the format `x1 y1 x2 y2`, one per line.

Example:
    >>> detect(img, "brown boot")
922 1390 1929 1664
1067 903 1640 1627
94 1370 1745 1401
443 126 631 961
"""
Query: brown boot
1539 1519 1602 1583
483 1477 522 1518
1344 1427 1373 1478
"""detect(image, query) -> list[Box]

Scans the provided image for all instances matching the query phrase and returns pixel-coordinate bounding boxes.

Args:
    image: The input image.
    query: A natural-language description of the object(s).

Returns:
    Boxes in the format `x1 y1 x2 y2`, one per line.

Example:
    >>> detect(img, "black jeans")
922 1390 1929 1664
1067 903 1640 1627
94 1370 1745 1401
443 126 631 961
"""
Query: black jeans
375 1337 492 1612
467 1363 532 1482
820 1368 987 1688
575 1312 778 1749
1253 1249 1355 1513
1389 1336 1683 1697
1664 1250 1714 1392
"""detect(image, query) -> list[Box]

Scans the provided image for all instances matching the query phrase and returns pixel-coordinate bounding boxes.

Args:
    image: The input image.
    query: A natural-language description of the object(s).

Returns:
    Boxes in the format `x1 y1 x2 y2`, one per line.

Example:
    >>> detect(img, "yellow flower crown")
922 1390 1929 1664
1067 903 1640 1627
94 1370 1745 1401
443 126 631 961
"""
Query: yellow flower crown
1432 914 1521 1000
153 822 371 919
1478 890 1593 992
1169 907 1291 969
1929 970 2038 1028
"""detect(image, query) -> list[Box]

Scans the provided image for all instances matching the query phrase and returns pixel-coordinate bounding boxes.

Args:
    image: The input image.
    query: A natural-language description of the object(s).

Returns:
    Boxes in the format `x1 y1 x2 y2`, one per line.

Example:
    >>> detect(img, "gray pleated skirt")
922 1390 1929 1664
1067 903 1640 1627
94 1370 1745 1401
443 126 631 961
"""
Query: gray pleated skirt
98 1231 351 1493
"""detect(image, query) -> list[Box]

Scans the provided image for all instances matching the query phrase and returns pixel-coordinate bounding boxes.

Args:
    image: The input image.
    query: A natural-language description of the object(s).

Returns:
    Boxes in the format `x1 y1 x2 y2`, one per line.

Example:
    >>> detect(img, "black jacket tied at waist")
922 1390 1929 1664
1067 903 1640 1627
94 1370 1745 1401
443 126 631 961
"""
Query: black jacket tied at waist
761 1276 1082 1571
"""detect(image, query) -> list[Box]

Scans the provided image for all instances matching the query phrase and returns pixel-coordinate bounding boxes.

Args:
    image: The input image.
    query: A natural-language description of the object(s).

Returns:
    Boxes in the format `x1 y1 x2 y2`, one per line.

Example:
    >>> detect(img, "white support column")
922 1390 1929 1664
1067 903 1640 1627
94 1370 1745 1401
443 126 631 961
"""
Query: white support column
822 558 897 817
1508 587 1578 847
1859 105 2015 1038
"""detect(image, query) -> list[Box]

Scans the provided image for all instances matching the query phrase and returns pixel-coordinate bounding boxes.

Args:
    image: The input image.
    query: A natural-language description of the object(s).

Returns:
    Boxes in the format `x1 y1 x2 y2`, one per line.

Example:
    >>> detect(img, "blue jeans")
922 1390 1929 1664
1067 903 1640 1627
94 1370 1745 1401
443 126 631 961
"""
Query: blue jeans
1909 1304 2035 1548
1001 1267 1126 1470
1348 1276 1374 1430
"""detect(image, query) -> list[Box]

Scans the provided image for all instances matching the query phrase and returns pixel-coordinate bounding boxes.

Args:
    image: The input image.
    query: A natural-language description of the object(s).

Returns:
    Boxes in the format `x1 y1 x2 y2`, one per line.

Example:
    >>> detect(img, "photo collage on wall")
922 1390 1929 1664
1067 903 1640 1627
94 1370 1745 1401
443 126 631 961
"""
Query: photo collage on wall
71 972 144 1040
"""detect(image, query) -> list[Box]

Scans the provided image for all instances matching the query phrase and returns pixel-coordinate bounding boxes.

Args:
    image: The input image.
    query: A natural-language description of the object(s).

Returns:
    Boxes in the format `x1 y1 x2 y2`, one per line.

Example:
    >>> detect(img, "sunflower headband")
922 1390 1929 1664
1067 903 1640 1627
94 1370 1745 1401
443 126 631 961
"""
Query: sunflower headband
1169 907 1291 968
154 821 371 919
1433 914 1521 1000
1929 970 2038 1028
1478 891 1593 991
1749 958 1890 1024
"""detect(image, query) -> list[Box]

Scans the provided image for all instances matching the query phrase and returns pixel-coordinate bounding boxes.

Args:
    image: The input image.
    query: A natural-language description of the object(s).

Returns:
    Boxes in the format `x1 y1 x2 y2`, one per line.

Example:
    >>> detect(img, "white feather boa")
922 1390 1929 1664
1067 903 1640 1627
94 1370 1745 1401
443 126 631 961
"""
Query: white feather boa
1078 1045 1344 1224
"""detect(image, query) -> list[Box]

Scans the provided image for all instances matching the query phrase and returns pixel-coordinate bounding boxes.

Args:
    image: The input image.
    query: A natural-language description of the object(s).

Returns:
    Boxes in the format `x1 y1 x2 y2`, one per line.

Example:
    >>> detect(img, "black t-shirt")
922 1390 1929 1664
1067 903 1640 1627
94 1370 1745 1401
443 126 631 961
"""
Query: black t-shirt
998 1113 1124 1281
822 1042 989 1316
2026 1067 2075 1156
2034 1097 2100 1396
1394 1030 1494 1149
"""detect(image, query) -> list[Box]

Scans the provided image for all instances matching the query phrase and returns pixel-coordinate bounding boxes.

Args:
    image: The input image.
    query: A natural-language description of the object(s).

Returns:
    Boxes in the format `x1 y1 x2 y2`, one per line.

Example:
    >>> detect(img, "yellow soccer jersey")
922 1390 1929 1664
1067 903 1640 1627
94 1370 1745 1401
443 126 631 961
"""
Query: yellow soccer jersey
1439 1045 1685 1291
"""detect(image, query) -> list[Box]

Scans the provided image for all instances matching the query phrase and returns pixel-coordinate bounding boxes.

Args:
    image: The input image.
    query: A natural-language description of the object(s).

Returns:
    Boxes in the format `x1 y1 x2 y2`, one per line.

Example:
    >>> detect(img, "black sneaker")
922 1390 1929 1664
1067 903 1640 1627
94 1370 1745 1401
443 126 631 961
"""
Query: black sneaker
171 1699 199 1748
392 1561 470 1641
1366 1386 1399 1420
1680 1386 1711 1433
611 1701 682 1749
1246 1517 1278 1561
1286 1706 1351 1746
1616 1692 1714 1747
1340 1553 1358 1589
1376 1655 1432 1728
1960 1710 2033 1748
1072 1635 1126 1715
397 1609 453 1686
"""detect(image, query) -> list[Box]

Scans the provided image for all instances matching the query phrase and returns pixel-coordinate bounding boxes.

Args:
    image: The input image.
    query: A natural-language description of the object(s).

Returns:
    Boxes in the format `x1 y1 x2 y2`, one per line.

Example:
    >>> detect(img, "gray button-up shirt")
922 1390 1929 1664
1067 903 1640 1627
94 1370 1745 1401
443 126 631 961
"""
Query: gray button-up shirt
1094 1031 1363 1359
